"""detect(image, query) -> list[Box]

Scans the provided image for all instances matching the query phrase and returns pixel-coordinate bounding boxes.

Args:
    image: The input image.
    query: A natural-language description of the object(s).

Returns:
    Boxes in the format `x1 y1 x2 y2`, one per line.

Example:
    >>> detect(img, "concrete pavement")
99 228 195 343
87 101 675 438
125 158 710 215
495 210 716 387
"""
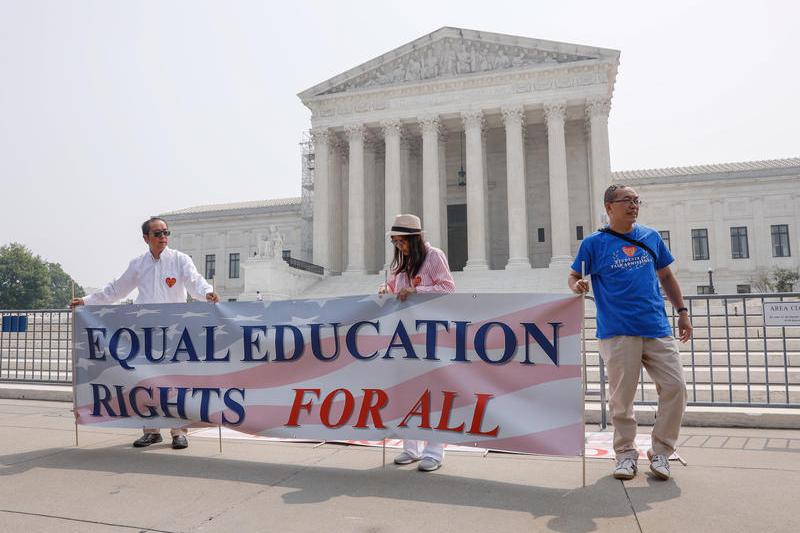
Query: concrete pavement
0 398 798 532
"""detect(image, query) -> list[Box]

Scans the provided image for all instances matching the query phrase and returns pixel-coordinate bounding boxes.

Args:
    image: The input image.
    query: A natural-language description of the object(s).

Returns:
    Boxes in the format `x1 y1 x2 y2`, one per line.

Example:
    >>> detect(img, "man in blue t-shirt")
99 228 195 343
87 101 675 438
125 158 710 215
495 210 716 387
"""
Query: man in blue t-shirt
568 185 692 481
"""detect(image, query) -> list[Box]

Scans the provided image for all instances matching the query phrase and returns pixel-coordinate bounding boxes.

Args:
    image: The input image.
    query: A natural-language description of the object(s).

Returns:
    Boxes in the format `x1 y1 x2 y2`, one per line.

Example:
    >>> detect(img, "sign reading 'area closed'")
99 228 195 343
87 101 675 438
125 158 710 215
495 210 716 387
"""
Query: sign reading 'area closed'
763 301 800 326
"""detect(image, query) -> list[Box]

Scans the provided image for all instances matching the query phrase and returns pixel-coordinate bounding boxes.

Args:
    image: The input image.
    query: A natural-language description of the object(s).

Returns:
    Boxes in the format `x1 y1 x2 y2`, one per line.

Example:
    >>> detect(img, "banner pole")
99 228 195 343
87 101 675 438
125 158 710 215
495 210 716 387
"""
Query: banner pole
71 281 79 448
211 276 222 454
382 436 386 468
580 262 587 488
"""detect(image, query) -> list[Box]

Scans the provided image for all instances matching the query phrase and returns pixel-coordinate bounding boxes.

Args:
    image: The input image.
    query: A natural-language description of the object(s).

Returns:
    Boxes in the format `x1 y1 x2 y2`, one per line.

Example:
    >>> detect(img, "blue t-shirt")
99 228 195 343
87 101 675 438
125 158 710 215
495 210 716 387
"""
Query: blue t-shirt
571 224 674 339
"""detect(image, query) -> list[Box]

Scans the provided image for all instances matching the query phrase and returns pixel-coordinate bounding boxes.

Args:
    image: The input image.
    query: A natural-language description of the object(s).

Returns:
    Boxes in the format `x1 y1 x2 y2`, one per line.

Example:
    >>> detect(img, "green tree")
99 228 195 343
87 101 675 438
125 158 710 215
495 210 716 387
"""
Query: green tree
0 243 50 309
772 267 800 293
0 243 85 309
47 261 85 308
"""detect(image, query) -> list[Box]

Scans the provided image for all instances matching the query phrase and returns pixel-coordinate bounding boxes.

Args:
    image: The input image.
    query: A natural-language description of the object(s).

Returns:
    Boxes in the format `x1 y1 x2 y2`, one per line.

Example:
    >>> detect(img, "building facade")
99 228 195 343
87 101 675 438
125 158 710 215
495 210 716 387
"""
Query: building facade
160 28 799 300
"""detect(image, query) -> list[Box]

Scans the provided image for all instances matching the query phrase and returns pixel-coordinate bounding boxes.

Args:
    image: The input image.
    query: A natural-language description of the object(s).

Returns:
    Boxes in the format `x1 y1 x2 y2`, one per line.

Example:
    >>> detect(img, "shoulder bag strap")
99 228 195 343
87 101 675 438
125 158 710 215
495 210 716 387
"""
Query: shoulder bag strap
598 227 657 262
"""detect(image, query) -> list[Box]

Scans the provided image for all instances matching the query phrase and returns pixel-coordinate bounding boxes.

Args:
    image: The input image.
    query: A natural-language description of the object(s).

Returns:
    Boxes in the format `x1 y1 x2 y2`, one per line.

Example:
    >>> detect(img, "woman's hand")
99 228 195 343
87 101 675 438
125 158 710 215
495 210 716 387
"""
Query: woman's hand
397 286 416 302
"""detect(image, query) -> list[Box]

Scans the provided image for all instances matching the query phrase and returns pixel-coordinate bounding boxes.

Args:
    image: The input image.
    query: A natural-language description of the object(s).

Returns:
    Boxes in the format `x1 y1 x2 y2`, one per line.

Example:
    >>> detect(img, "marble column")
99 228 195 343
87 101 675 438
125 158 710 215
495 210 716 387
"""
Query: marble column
502 105 531 269
420 115 443 248
381 120 403 269
462 110 488 271
586 97 612 229
345 124 366 274
310 128 331 272
438 128 449 255
544 102 572 265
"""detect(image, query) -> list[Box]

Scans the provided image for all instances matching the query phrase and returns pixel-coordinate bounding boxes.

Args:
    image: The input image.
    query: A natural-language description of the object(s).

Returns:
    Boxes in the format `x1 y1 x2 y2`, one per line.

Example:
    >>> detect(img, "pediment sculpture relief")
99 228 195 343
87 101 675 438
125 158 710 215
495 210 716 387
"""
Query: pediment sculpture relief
322 38 593 95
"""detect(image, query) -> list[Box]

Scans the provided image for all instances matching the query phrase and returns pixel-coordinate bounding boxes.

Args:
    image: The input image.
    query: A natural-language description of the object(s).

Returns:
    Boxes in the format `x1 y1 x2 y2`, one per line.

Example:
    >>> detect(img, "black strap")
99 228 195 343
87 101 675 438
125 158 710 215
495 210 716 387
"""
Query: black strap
598 227 657 262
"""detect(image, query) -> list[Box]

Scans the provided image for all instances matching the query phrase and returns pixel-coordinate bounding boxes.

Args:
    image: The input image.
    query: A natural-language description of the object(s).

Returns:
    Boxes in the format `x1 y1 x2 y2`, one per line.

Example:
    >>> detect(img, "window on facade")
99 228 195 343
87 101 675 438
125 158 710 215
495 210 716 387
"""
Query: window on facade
537 228 545 242
736 284 752 294
205 254 216 280
576 226 584 241
697 285 714 295
229 253 240 279
227 298 237 302
691 229 710 260
730 226 749 259
771 224 791 257
659 230 671 251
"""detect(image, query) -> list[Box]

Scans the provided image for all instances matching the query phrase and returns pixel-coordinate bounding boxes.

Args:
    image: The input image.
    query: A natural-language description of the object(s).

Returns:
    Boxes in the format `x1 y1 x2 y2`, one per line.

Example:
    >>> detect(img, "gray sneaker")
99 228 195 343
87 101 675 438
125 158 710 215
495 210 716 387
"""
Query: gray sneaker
647 450 671 480
393 451 420 465
613 458 638 480
417 457 442 472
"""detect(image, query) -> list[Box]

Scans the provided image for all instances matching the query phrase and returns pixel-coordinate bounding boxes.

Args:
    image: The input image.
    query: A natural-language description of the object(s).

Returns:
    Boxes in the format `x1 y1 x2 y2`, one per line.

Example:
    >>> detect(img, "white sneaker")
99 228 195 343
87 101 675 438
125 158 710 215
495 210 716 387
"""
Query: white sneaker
417 457 442 472
393 451 420 465
647 450 671 480
613 458 638 480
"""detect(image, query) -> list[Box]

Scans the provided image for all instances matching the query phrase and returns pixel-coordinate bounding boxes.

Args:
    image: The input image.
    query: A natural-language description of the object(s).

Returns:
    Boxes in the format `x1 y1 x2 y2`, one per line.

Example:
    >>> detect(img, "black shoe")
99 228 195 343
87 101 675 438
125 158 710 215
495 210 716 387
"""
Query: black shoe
171 435 189 449
133 433 163 447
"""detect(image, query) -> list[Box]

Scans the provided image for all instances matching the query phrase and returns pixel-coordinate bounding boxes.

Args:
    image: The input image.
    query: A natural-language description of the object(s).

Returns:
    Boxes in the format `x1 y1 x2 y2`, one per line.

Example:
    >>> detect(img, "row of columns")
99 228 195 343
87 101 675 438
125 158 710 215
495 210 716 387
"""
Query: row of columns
311 99 611 274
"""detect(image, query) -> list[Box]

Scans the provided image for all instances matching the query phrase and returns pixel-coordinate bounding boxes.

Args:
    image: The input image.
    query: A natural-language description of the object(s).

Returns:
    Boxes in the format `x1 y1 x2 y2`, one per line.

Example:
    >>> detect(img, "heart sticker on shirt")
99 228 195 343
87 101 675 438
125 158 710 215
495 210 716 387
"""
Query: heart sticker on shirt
622 246 637 257
165 277 177 288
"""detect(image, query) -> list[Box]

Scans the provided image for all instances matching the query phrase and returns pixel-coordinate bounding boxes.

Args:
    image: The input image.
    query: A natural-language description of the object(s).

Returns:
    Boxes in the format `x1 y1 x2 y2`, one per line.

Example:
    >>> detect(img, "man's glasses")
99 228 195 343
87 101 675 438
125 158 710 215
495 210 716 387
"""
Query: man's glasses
151 230 171 237
609 197 643 206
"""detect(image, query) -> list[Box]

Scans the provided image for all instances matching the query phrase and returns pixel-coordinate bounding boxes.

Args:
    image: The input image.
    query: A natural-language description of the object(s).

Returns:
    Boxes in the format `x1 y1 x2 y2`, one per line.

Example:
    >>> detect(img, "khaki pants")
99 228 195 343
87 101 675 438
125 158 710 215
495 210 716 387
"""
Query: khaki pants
598 336 687 460
144 428 187 437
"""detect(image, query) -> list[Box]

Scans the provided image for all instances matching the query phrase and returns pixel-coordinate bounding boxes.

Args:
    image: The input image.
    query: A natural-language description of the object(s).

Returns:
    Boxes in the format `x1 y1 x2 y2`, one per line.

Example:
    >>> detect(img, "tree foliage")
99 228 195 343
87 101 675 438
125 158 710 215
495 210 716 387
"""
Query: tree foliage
0 243 84 309
750 267 800 293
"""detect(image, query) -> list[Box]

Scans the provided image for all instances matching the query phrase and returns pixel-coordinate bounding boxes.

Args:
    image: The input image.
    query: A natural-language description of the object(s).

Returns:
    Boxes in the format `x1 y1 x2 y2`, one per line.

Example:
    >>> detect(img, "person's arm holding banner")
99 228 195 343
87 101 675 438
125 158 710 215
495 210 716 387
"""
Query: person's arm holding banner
180 252 219 303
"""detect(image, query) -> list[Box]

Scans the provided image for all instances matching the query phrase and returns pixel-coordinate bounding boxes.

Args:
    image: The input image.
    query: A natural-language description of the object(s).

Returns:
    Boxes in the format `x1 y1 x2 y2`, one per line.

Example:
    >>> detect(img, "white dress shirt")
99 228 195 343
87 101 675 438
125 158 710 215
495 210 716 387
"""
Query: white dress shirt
83 247 213 305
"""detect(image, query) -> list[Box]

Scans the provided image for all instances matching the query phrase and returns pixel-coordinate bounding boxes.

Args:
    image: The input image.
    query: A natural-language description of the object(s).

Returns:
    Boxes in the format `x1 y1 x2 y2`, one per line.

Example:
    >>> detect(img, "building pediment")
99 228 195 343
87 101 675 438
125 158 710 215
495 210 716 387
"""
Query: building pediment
299 27 618 101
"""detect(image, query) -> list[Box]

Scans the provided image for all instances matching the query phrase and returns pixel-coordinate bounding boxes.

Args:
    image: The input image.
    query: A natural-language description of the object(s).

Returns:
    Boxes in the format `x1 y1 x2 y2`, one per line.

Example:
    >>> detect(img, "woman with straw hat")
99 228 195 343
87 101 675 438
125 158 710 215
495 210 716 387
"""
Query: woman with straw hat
379 213 455 472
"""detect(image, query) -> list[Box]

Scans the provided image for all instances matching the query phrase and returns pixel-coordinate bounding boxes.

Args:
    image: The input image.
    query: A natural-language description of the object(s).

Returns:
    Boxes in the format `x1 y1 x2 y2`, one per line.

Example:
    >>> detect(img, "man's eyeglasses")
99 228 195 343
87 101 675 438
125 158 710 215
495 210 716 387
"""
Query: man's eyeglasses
609 197 643 206
151 230 171 237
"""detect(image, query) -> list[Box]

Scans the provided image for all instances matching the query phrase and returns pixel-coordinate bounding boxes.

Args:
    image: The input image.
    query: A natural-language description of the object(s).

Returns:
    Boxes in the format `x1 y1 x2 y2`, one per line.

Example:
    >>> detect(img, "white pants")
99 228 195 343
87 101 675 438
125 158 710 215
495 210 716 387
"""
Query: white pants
404 440 444 462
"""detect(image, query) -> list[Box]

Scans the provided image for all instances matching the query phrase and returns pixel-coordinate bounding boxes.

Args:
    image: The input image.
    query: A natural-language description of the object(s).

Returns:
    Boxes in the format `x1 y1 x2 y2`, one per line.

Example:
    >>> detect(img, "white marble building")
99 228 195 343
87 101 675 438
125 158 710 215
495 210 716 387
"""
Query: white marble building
161 198 307 300
160 28 799 300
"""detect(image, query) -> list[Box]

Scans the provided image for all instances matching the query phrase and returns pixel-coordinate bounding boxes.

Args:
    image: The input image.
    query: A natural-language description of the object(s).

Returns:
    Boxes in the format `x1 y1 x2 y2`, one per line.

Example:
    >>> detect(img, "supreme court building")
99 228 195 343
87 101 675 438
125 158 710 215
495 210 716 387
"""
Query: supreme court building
162 28 799 300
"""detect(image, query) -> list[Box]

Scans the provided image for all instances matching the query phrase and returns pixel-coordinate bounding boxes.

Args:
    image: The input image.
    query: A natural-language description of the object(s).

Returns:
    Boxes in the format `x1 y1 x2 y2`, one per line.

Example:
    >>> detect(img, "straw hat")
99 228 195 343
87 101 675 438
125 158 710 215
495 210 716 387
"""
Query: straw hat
388 214 423 236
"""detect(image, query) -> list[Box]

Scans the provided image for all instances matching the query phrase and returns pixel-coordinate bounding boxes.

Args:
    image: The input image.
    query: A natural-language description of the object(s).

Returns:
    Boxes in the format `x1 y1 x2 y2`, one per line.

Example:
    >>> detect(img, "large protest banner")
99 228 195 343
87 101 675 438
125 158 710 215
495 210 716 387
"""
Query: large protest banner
74 293 583 456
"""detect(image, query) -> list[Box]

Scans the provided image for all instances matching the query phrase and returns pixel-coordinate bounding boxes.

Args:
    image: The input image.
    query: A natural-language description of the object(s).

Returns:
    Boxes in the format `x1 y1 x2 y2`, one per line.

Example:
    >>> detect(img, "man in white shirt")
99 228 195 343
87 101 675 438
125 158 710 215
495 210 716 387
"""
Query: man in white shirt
71 217 219 449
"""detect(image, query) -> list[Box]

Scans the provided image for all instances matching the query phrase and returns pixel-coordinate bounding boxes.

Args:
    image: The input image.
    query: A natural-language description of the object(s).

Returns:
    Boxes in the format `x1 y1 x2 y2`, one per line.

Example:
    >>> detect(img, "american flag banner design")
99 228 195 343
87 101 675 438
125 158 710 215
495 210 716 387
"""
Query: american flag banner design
73 293 584 456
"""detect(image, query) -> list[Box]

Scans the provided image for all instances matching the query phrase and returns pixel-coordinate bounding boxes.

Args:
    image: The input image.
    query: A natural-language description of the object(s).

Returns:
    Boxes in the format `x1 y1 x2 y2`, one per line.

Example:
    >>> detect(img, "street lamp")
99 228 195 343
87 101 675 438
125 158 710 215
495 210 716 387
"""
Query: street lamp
707 267 715 294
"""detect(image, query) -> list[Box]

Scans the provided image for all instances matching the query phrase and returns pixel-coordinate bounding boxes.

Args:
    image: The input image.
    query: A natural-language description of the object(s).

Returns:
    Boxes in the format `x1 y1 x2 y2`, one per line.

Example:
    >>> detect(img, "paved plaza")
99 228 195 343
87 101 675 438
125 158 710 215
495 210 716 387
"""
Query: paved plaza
0 398 798 532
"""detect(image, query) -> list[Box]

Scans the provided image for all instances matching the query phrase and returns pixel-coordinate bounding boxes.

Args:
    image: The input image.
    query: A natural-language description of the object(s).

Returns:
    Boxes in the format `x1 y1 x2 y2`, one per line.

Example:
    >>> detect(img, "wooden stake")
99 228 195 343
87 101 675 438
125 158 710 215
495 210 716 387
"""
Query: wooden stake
71 281 79 447
218 425 223 453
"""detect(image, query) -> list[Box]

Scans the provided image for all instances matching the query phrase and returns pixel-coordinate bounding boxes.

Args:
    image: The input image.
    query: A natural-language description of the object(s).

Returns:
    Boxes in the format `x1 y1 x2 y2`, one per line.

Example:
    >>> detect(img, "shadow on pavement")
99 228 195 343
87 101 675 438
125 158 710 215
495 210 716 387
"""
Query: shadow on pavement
0 444 681 533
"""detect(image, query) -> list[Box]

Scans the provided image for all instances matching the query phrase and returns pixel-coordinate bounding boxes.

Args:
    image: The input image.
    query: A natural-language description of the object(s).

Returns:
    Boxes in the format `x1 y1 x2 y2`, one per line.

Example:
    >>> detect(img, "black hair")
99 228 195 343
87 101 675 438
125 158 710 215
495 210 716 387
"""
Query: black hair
603 184 631 204
141 217 167 235
391 234 427 278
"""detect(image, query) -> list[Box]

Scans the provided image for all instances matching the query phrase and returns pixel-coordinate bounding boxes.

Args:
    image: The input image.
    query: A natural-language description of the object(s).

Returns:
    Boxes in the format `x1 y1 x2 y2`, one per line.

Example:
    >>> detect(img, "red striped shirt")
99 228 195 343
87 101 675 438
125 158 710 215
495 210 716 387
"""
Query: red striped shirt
387 242 455 294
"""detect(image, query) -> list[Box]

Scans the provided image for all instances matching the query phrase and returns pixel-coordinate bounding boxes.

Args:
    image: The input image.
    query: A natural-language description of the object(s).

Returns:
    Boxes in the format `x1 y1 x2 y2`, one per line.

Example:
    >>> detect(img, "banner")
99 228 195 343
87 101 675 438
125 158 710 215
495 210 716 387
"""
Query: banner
74 293 583 456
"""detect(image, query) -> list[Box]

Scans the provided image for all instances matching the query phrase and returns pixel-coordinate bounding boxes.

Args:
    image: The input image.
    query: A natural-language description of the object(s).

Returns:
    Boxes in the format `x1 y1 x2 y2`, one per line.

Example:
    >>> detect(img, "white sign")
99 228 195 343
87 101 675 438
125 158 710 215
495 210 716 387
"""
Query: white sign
763 301 800 326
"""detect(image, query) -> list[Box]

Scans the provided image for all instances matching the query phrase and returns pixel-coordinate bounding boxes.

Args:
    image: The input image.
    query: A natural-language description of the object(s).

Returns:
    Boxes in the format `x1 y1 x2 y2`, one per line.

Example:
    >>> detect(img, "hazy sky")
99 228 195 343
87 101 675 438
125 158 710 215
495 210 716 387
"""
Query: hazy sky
1 0 797 288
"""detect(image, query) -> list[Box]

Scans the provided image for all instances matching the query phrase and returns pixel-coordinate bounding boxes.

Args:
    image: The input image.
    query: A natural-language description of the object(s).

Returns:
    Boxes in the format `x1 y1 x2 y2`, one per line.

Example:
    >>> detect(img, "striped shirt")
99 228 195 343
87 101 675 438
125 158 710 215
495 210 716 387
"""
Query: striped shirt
387 242 455 294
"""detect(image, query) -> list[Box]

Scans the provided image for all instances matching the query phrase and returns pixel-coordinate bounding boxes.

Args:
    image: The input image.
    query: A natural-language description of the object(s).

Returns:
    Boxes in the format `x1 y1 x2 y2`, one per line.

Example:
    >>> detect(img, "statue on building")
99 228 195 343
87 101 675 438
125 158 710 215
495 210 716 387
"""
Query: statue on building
256 225 285 260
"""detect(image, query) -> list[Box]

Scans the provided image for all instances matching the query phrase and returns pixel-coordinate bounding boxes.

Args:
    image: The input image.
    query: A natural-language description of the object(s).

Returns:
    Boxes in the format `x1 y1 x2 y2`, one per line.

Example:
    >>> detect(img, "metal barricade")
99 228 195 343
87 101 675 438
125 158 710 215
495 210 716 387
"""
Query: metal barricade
585 292 800 428
0 309 72 384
